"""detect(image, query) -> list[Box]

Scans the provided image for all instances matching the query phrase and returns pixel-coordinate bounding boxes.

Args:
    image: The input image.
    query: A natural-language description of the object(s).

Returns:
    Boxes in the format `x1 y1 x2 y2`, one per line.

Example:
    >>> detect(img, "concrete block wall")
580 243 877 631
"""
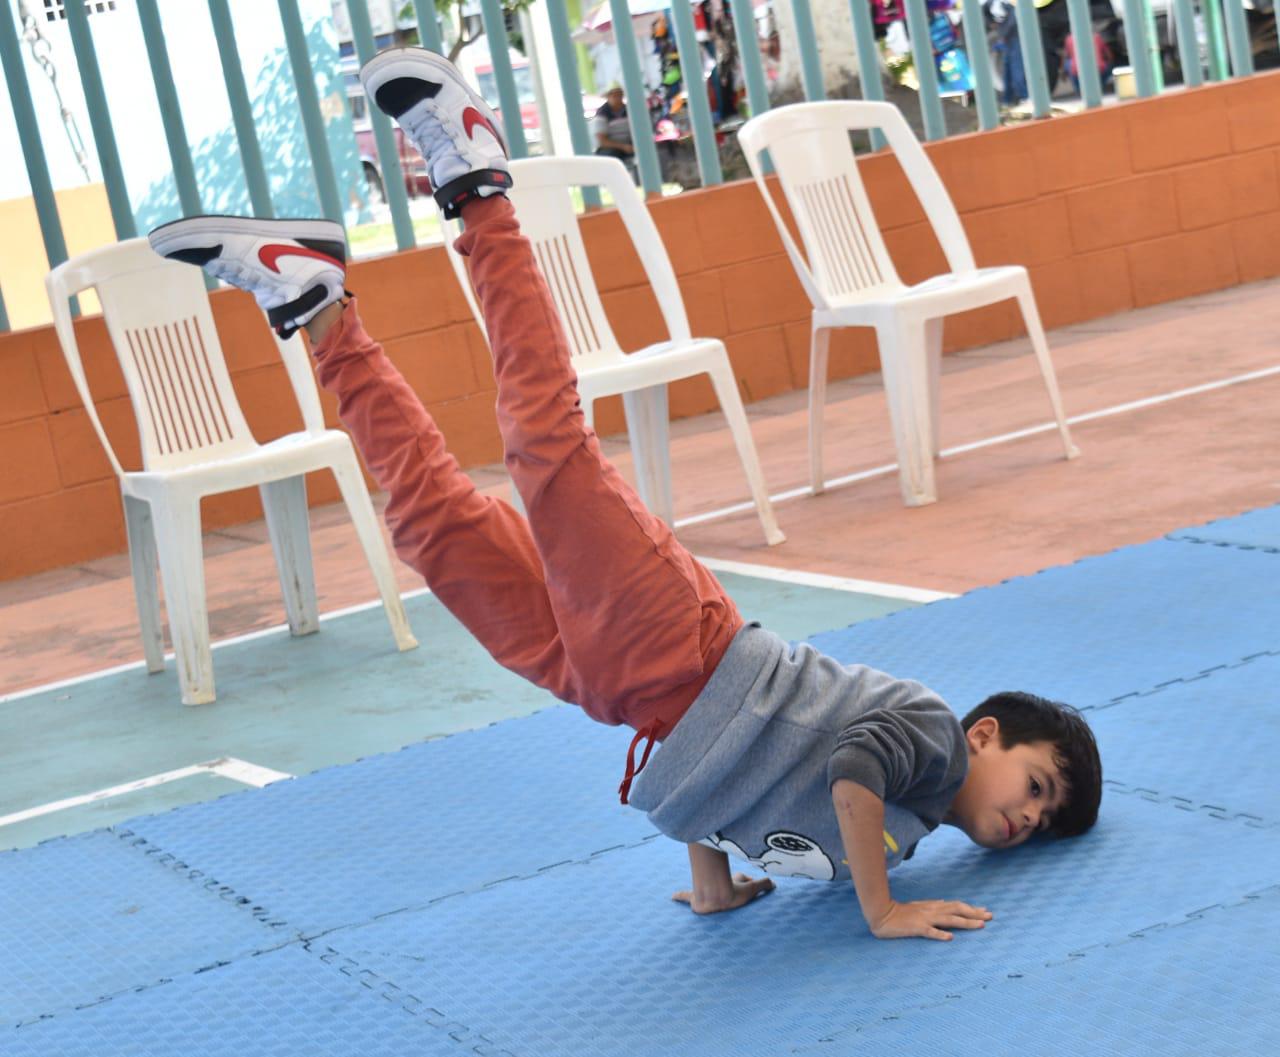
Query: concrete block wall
2 71 1279 580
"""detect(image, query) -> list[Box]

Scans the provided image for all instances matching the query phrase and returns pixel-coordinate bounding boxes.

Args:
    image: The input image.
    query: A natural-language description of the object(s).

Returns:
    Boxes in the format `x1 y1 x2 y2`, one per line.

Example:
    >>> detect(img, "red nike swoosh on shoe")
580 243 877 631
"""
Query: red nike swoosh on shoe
258 244 342 273
462 106 501 143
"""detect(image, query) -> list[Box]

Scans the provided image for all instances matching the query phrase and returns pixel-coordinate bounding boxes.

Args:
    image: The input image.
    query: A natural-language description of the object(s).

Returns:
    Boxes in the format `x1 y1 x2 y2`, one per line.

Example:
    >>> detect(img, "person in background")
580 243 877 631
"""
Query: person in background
592 83 635 166
1035 0 1073 96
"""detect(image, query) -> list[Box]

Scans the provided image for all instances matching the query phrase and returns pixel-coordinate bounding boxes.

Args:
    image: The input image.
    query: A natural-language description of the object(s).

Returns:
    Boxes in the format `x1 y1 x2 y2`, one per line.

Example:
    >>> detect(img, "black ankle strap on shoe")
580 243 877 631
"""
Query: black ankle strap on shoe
434 169 514 220
267 286 350 339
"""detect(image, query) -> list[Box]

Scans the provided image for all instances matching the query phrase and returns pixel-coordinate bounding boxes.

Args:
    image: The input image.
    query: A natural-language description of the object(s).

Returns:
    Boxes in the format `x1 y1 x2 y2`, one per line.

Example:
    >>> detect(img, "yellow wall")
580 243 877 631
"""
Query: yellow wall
0 183 116 328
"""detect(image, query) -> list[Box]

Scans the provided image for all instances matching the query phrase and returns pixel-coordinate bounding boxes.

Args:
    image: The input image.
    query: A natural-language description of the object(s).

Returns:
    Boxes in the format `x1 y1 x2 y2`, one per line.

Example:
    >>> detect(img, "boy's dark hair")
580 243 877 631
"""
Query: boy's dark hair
961 691 1102 838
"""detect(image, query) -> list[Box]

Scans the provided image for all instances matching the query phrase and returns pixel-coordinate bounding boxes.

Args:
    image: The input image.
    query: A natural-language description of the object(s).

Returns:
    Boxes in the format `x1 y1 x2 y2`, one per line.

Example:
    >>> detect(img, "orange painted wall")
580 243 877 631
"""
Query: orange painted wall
3 72 1279 580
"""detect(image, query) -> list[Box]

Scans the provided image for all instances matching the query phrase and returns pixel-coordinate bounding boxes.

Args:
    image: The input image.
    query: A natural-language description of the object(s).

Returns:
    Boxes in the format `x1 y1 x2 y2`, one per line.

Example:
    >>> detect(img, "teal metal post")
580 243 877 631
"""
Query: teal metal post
546 0 601 207
960 0 999 129
1222 0 1253 76
412 0 444 53
1015 0 1053 117
209 0 272 217
670 0 722 185
348 0 415 249
608 0 663 195
1 0 72 278
790 0 826 100
277 0 346 226
905 0 946 137
62 0 136 238
849 0 889 148
0 285 8 333
478 0 529 157
1203 0 1230 81
1144 1 1165 91
1170 0 1203 86
136 0 203 217
729 0 770 117
1064 0 1103 105
1119 0 1159 95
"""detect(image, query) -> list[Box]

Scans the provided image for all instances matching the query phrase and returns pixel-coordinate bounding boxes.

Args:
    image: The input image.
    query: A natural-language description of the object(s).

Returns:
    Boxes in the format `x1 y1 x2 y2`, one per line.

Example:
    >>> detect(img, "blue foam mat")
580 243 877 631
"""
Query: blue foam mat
1168 503 1280 552
119 707 651 937
4 944 462 1057
1088 650 1280 823
806 537 1280 711
7 505 1280 1051
801 884 1280 1055
0 831 281 1023
322 795 1277 1057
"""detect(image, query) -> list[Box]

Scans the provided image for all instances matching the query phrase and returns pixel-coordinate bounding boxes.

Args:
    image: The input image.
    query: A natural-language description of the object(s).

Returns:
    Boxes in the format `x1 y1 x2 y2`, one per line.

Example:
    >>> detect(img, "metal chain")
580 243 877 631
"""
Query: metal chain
18 0 92 182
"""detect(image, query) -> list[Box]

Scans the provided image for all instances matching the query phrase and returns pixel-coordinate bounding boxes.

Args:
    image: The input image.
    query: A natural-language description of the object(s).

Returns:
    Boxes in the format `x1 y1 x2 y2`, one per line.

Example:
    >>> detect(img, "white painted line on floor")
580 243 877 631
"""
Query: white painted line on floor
676 364 1280 531
0 757 293 829
208 757 295 788
695 556 955 603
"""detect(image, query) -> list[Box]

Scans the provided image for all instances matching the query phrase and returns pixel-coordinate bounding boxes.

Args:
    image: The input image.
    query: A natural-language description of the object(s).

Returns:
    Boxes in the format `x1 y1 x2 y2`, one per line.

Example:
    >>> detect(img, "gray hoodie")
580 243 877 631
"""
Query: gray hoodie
629 623 968 882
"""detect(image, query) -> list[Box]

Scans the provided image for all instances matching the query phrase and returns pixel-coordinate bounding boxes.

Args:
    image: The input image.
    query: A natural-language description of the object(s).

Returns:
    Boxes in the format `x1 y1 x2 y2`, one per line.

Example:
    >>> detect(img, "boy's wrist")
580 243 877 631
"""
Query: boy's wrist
831 779 894 925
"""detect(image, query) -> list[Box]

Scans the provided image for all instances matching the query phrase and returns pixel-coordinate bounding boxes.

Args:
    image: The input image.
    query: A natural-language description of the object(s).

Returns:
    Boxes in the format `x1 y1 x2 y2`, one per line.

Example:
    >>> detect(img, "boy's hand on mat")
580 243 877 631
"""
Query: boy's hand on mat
672 873 776 914
868 899 992 941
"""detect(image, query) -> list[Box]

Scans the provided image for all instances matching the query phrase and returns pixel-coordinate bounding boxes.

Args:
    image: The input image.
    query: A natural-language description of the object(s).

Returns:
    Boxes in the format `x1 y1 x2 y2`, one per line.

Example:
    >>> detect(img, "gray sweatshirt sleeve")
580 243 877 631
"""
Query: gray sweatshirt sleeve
826 695 968 810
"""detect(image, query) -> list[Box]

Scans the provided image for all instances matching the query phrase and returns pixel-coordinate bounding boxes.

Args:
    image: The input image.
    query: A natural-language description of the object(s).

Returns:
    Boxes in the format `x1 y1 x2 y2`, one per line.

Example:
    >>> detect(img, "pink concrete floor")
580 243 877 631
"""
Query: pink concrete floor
3 277 1277 697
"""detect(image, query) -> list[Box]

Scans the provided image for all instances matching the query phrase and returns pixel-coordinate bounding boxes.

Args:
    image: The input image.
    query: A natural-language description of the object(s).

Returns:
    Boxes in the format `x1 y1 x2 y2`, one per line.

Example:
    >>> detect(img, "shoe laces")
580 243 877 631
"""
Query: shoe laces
207 257 289 310
399 102 471 187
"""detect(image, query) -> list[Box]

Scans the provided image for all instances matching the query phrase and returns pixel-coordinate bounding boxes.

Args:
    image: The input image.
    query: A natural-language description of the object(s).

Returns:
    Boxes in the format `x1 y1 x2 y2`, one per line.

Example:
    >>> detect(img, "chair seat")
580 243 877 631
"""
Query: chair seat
576 337 727 401
120 429 354 501
817 265 1028 327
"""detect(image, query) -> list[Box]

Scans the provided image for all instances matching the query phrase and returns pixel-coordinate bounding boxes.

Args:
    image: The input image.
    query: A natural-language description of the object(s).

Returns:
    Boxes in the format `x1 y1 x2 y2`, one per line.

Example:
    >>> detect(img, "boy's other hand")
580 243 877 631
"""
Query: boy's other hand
672 873 775 914
868 899 992 941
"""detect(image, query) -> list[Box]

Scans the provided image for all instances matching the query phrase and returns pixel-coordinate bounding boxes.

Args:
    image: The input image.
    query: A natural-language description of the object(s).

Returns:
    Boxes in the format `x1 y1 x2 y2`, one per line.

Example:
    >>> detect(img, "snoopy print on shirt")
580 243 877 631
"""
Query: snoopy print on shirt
696 801 932 882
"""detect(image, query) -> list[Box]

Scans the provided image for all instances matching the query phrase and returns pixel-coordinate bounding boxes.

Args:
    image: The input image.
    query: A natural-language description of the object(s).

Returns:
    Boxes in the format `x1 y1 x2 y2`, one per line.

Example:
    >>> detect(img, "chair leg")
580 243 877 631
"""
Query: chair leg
925 317 944 459
809 325 831 495
1014 280 1081 460
877 320 937 507
708 361 785 546
123 494 165 674
150 494 215 705
331 453 418 653
260 475 319 638
622 384 674 528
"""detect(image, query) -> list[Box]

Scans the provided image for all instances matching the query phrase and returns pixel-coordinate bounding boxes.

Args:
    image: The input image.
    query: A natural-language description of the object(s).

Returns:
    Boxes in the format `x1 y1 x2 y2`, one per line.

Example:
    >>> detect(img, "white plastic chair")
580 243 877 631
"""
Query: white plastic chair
441 155 785 546
46 239 417 705
738 101 1079 507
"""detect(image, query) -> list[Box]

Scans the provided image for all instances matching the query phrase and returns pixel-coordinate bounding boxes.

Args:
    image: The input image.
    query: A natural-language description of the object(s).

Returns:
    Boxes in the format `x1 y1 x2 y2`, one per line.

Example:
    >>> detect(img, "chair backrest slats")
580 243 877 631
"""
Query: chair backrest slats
46 239 261 472
185 317 234 445
739 101 981 311
512 184 617 366
126 328 171 455
150 325 197 452
443 155 696 372
166 322 214 448
533 232 606 359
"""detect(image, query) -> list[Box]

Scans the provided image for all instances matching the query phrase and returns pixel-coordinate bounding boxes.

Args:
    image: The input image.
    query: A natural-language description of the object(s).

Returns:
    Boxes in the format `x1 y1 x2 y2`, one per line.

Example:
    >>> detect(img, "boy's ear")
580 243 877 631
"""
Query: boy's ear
966 715 1000 751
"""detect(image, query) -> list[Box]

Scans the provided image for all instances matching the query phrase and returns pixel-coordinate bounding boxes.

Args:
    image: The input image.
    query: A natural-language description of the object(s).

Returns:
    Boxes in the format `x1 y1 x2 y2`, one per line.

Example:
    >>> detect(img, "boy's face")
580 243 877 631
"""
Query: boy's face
946 717 1067 849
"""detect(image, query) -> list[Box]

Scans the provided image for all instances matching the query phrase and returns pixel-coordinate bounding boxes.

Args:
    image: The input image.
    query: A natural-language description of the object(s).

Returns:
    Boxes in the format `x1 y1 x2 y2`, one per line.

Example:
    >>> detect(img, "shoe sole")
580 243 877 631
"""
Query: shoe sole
148 215 345 258
359 47 507 151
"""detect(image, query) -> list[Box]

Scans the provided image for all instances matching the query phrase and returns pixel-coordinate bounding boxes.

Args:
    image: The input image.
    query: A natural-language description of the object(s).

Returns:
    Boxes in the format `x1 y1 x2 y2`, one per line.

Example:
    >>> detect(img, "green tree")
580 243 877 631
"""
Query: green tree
399 0 535 62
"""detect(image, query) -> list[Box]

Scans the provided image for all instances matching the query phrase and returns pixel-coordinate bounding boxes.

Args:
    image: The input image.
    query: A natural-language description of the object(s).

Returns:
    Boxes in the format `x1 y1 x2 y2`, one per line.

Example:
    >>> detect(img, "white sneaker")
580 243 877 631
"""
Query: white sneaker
360 47 512 219
148 215 347 338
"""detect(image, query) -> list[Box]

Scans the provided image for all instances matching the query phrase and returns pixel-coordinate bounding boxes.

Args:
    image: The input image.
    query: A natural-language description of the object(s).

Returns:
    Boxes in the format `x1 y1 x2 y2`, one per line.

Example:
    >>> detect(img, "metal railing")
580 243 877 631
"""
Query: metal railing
2 0 1277 333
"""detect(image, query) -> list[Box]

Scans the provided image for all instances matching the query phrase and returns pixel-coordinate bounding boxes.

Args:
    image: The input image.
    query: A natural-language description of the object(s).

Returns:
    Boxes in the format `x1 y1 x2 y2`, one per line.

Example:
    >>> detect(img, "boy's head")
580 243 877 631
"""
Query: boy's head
946 692 1101 849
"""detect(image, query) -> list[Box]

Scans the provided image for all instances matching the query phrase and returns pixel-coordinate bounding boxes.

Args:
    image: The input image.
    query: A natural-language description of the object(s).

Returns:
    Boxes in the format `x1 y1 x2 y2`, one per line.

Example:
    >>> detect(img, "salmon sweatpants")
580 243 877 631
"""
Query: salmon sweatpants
310 195 744 800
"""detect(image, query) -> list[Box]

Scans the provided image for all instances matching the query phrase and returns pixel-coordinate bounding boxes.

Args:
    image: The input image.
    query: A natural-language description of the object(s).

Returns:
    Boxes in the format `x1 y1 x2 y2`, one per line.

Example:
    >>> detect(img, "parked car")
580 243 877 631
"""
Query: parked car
474 60 548 154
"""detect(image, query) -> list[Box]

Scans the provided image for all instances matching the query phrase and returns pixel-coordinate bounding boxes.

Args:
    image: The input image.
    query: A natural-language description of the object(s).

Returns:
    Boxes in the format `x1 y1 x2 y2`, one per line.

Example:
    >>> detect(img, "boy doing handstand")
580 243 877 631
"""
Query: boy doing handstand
150 49 1101 942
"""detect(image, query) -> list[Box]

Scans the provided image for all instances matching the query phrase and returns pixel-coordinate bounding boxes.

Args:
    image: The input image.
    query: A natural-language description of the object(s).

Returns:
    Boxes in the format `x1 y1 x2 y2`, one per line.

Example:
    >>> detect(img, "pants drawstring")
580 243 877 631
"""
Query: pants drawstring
618 721 661 805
